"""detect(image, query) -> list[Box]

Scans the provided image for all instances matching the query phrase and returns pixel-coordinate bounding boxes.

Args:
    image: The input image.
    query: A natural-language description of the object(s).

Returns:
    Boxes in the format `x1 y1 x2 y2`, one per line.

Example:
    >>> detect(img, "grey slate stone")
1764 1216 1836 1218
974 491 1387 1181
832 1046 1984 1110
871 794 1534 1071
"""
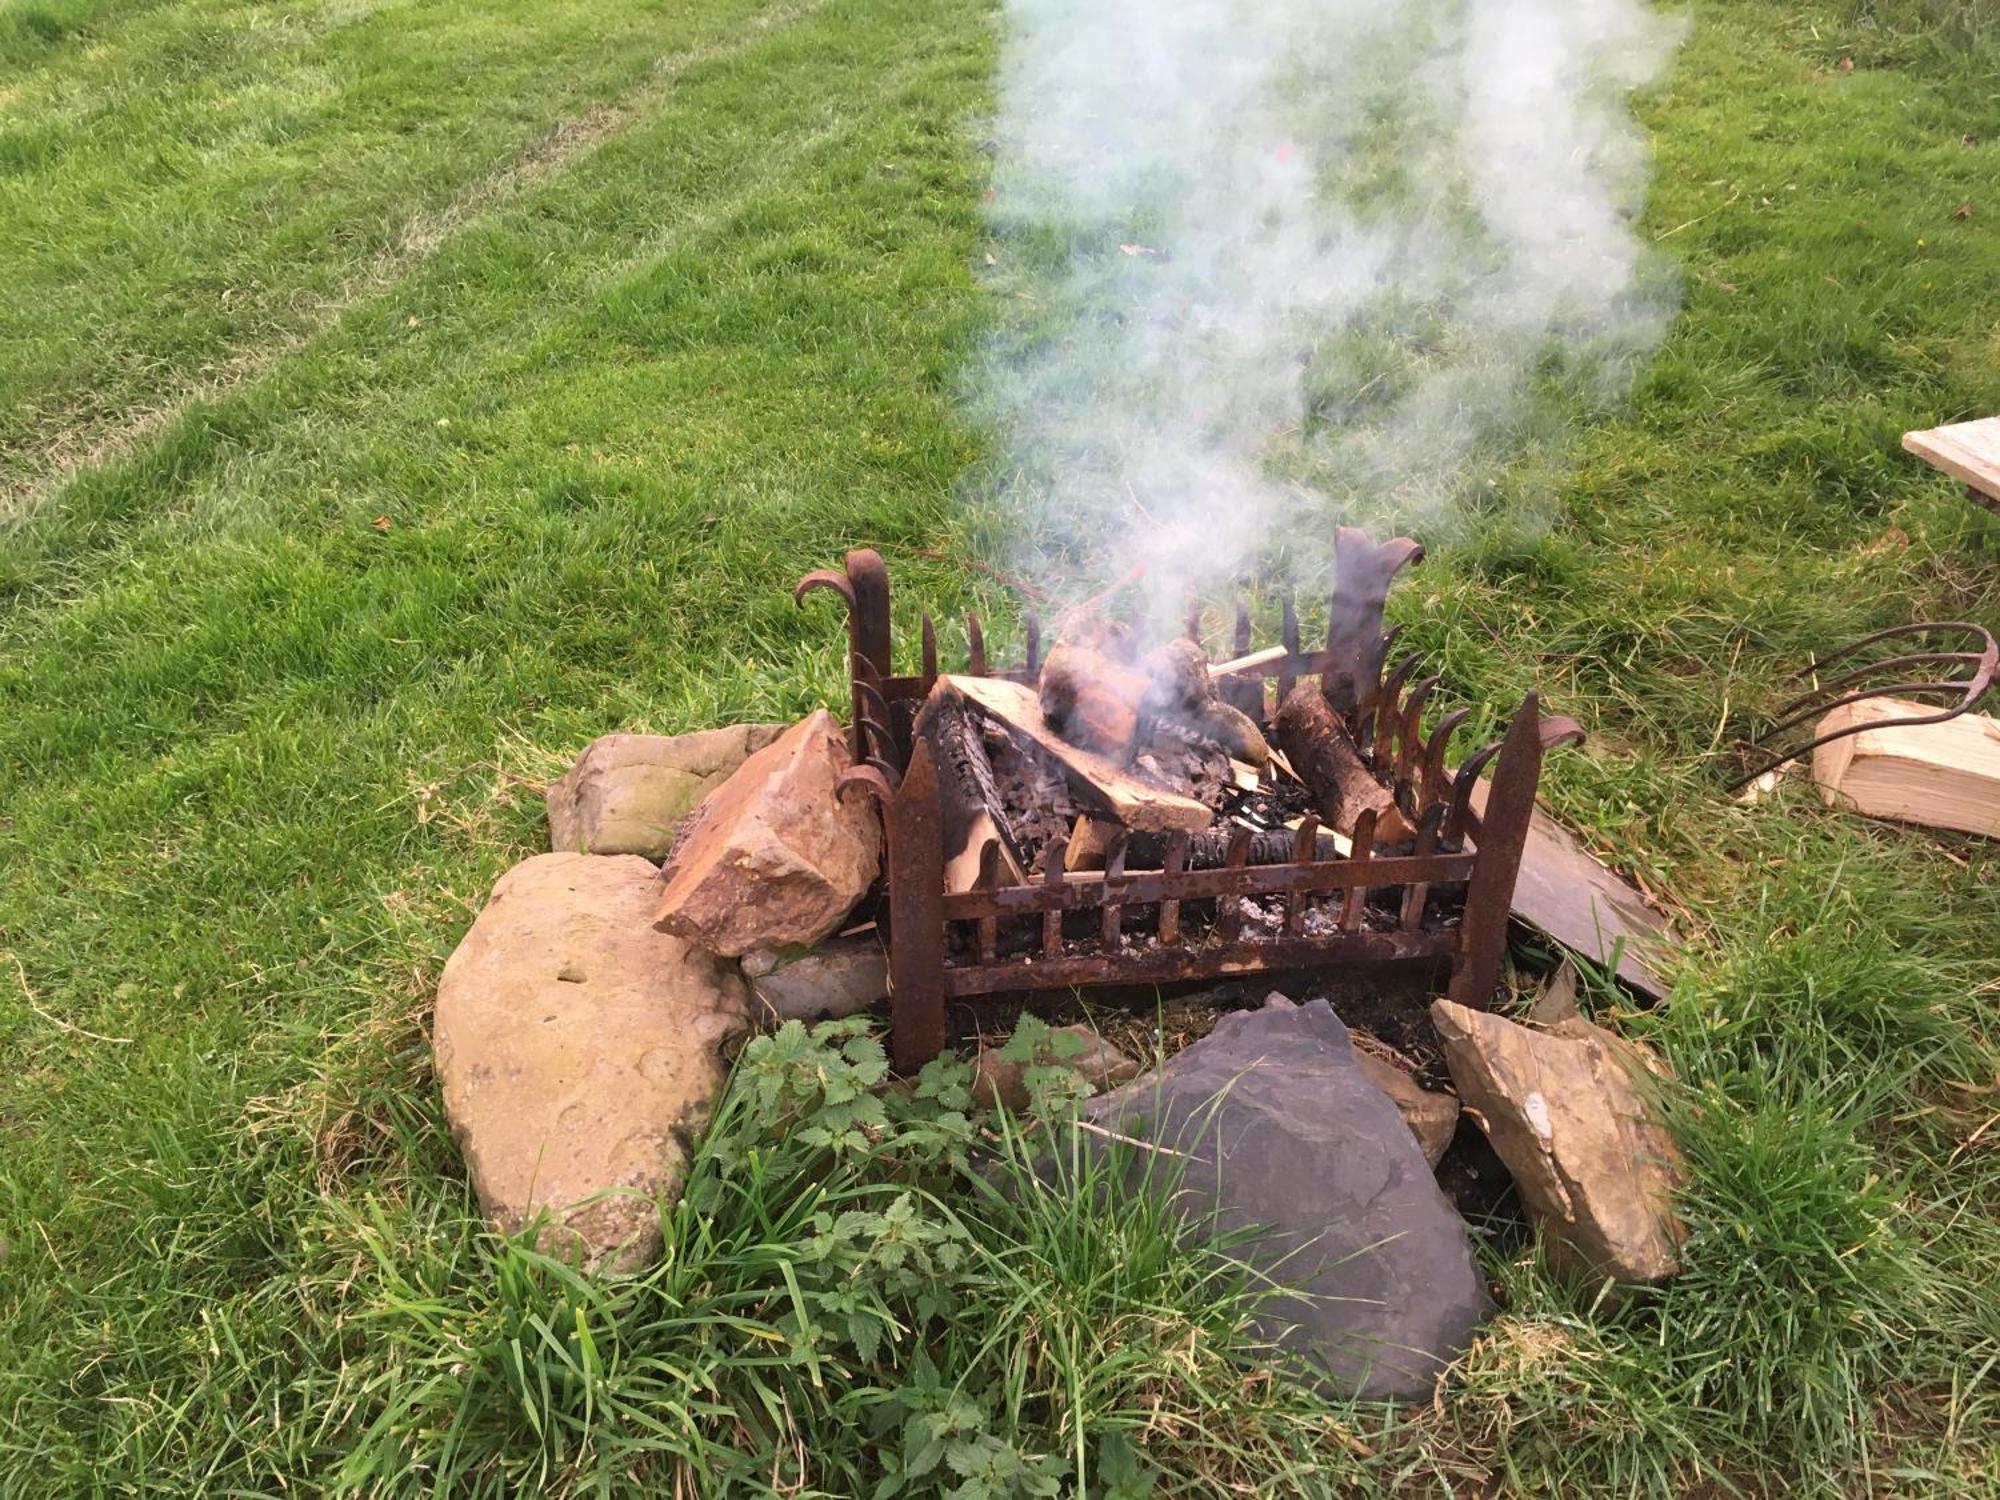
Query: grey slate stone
1080 999 1491 1401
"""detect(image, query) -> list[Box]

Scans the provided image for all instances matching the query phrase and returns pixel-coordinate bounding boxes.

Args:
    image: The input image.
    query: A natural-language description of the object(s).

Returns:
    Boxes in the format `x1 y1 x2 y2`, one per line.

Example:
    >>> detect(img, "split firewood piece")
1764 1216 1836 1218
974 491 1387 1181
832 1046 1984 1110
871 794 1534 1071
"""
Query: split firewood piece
945 674 1213 834
1192 702 1270 768
1064 814 1124 872
1273 683 1412 843
1283 815 1353 859
1038 639 1148 755
911 686 1029 894
1810 696 2000 839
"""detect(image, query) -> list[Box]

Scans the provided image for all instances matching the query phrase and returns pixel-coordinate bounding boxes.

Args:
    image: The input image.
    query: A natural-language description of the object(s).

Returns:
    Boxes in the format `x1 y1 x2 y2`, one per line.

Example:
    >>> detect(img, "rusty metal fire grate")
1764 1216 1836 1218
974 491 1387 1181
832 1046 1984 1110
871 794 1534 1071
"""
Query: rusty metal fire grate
798 534 1581 1070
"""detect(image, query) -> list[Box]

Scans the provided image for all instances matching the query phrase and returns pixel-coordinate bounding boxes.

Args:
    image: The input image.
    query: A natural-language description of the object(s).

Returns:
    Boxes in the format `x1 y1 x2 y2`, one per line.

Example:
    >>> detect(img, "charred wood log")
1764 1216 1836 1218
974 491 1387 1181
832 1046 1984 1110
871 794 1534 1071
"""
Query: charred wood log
1039 640 1146 755
1274 682 1413 844
947 674 1213 833
1124 827 1302 870
912 687 1028 893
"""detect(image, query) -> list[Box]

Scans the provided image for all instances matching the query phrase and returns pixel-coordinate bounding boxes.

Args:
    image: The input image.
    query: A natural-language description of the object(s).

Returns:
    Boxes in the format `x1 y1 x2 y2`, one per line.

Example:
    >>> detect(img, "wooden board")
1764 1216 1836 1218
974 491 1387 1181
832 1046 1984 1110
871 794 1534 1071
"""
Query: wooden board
942 674 1214 834
1903 417 2000 513
1470 781 1680 998
1811 696 2000 839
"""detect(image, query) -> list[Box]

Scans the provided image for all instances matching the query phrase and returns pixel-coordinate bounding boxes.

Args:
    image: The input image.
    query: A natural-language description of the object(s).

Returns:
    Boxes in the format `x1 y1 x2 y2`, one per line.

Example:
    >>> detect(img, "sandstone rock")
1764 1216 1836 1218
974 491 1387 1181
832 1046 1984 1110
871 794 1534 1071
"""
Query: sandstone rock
746 936 890 1024
652 711 881 957
435 853 750 1272
546 724 785 860
1432 999 1685 1287
971 1023 1141 1112
1080 1001 1491 1401
1351 1042 1459 1168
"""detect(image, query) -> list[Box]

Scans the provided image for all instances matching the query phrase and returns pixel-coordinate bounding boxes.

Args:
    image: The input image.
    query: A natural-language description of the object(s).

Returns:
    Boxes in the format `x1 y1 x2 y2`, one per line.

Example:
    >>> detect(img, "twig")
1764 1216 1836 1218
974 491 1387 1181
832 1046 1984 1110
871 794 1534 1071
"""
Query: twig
1058 563 1149 633
1948 1109 1999 1165
1070 1116 1192 1157
8 951 132 1045
907 546 1057 604
1654 185 1744 241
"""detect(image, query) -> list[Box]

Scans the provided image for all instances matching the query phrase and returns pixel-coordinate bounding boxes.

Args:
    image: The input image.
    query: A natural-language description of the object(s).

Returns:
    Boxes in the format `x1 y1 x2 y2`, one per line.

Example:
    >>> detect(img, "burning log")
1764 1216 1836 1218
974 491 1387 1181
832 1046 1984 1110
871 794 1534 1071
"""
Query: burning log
1141 639 1272 768
1124 826 1308 870
944 674 1213 833
1274 682 1412 844
1038 640 1147 755
911 685 1028 893
1038 632 1272 771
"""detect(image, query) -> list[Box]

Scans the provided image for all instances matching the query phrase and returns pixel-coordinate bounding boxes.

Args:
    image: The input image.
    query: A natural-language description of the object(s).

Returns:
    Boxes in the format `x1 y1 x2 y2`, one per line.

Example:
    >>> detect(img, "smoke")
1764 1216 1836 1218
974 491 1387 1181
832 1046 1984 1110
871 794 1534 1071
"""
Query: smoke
966 0 1684 619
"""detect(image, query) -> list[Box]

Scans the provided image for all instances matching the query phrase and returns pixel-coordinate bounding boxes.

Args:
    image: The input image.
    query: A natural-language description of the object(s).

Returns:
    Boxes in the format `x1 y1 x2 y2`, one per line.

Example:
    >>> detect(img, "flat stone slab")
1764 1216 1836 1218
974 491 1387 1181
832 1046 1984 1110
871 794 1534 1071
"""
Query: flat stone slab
547 724 785 860
1081 999 1491 1401
435 853 749 1271
1470 781 1680 997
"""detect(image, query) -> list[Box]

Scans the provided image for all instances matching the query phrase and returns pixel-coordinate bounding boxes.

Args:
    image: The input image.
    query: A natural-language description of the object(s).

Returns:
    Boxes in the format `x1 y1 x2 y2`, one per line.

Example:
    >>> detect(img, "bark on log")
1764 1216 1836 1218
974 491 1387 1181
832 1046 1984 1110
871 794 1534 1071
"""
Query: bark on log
1124 827 1301 870
912 688 1027 893
1274 683 1411 843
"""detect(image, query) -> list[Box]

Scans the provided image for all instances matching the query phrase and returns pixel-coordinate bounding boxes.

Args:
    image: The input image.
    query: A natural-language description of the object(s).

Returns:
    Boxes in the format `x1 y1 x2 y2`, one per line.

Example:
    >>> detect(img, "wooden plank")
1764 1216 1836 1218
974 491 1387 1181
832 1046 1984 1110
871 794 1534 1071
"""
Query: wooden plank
1811 696 2000 839
1904 417 2000 508
942 674 1213 833
1469 781 1679 997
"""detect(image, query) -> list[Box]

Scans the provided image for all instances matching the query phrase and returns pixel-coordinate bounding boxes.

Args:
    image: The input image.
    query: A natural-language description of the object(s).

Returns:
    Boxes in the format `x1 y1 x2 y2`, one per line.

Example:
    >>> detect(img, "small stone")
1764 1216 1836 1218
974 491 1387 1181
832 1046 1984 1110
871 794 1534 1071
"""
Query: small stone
1080 1001 1490 1400
747 936 890 1024
1351 1041 1459 1168
1432 999 1686 1287
970 1023 1141 1111
546 724 785 860
434 853 750 1272
653 711 882 957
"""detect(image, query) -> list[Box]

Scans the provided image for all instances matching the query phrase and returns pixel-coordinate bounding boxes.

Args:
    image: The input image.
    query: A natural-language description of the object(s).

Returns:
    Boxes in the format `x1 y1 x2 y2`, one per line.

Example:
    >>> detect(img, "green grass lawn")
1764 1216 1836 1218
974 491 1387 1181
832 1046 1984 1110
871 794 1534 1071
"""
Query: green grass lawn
1 0 1996 1492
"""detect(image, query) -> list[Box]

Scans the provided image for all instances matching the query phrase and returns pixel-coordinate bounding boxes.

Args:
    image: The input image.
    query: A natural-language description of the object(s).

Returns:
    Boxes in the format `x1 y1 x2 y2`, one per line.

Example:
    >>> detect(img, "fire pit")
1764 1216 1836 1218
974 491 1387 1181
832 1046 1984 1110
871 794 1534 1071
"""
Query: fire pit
799 532 1581 1069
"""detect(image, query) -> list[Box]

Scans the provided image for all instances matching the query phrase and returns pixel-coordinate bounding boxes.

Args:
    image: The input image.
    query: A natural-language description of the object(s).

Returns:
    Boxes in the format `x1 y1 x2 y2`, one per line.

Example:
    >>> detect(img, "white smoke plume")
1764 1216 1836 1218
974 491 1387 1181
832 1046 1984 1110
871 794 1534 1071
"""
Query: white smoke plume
967 0 1684 618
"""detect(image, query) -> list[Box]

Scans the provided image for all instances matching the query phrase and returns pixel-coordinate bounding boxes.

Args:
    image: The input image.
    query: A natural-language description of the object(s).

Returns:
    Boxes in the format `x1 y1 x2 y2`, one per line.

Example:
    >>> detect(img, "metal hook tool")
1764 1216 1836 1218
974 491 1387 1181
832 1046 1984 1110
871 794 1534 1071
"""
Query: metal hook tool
1727 621 1998 791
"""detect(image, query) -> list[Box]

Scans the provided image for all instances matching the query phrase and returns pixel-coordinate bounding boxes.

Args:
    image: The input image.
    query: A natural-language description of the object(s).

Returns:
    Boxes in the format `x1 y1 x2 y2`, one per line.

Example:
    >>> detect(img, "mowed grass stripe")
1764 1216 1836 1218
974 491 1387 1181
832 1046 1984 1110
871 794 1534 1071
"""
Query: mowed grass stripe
0 0 810 505
0 0 989 1480
0 4 984 1009
0 0 844 521
0 0 980 597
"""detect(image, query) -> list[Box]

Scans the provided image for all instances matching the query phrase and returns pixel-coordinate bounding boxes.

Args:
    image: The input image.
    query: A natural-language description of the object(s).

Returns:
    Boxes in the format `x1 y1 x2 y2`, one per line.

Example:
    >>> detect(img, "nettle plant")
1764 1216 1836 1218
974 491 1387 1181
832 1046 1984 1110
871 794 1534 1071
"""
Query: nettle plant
681 1017 1163 1498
